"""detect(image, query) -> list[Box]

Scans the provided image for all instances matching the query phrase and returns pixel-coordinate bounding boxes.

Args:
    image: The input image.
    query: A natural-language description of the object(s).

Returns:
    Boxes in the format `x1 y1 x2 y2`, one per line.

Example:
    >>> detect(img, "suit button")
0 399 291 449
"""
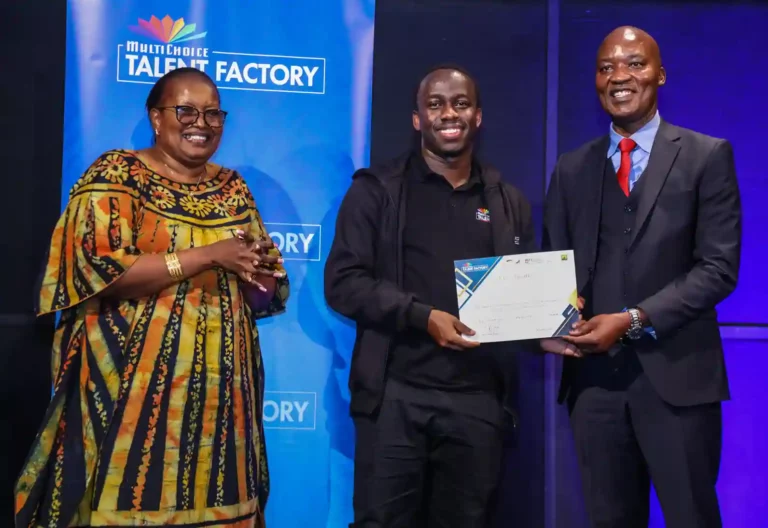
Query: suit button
624 227 632 234
625 205 633 213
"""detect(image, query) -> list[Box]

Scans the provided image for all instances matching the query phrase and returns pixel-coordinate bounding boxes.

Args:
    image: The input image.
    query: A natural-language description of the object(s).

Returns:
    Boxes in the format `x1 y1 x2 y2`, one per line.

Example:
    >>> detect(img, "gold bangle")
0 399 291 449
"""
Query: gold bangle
171 254 183 279
165 252 184 280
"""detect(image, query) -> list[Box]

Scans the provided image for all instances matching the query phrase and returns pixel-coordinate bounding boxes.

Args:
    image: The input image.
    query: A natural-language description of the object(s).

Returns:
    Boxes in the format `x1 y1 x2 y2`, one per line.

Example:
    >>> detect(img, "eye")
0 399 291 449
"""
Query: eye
599 65 612 73
455 100 470 108
428 100 441 109
177 106 197 117
629 61 644 68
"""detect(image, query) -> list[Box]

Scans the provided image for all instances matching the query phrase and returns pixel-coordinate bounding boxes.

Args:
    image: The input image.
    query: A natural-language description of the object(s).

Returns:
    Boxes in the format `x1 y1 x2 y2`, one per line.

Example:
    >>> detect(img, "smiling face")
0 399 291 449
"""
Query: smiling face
412 69 482 158
596 27 666 134
149 74 224 166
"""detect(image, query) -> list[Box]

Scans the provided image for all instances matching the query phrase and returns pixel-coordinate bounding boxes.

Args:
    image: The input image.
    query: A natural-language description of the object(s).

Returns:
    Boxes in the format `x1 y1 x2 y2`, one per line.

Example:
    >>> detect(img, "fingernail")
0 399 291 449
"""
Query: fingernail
273 272 284 278
277 258 284 264
254 244 260 250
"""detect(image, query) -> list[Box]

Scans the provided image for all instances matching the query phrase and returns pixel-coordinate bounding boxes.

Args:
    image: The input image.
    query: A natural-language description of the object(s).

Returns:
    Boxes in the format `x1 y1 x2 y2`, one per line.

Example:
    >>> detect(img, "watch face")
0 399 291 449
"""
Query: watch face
628 327 643 340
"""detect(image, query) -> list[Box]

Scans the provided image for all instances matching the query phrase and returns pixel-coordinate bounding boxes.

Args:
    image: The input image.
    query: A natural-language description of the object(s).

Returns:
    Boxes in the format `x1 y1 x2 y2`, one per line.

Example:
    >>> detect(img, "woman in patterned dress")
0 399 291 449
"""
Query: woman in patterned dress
14 68 289 528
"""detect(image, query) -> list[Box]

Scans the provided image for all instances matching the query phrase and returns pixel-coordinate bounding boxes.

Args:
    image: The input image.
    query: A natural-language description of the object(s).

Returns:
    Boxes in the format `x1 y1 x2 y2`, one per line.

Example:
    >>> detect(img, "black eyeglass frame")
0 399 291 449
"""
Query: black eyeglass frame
155 105 228 128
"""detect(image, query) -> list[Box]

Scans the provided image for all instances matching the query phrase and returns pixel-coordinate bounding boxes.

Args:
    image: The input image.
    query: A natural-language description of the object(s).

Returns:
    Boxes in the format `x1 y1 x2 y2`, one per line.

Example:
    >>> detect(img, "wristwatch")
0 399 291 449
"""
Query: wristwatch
626 308 644 340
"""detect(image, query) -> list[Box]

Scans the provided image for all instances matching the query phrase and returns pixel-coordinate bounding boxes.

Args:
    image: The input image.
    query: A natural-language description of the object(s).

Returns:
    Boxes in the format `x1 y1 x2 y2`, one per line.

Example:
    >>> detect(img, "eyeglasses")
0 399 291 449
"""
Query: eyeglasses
156 105 228 128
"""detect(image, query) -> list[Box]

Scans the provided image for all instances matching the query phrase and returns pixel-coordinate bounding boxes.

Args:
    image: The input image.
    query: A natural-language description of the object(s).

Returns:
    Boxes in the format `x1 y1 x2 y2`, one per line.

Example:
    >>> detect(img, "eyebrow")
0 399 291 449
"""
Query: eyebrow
427 92 470 99
178 100 220 108
598 53 646 63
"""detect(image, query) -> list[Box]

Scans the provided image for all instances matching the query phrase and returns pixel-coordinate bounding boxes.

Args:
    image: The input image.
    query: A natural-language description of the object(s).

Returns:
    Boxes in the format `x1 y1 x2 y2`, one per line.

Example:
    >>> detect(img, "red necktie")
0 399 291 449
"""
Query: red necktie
616 138 637 196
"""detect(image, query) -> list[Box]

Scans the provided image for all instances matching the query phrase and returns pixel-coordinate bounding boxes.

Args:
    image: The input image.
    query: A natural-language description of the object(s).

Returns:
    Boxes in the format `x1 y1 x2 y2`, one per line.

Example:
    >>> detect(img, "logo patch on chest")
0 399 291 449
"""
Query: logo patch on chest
475 208 490 222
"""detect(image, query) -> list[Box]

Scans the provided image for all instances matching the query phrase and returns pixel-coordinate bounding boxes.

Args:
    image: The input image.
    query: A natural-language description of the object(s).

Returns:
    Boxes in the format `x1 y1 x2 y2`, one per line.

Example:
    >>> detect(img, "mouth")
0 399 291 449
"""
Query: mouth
609 88 636 101
436 125 465 140
182 131 212 146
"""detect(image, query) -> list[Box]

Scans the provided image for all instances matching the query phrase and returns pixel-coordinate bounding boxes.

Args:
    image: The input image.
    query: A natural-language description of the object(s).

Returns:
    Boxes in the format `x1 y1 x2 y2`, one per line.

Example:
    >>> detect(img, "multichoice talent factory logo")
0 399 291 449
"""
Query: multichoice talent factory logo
461 261 490 273
129 14 208 44
117 15 326 94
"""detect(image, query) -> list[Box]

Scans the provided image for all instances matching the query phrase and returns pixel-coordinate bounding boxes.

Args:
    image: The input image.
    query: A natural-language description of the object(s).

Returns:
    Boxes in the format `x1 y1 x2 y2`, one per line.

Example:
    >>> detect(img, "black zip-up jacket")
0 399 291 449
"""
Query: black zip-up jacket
324 152 538 423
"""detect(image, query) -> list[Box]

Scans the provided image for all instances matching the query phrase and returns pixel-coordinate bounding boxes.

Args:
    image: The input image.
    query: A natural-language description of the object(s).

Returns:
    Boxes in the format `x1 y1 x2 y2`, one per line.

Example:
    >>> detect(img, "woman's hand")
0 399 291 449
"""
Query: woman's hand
235 229 284 290
208 232 276 286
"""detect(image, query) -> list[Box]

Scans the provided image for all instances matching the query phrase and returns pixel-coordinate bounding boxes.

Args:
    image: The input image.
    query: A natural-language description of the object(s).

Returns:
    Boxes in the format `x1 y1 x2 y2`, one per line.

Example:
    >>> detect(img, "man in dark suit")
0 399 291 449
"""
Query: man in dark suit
543 26 741 528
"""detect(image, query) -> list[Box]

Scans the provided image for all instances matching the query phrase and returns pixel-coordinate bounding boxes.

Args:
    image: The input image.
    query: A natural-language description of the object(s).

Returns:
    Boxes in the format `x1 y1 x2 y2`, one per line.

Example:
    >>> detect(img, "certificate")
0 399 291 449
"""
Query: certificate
454 250 579 343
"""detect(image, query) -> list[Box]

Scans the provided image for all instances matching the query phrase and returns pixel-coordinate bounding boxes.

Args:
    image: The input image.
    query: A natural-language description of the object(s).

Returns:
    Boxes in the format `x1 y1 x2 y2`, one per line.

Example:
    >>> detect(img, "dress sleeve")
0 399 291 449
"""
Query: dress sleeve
38 151 145 314
241 176 290 319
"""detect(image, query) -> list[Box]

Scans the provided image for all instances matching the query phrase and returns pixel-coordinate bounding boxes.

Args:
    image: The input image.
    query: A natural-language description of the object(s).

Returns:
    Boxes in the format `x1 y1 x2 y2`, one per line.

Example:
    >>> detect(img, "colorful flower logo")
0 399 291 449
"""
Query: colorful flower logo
129 15 207 44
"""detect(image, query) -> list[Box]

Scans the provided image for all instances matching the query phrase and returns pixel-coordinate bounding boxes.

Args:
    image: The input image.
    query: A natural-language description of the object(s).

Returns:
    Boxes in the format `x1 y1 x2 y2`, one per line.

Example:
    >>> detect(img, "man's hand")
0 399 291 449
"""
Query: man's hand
562 312 631 353
576 296 585 311
540 338 583 357
538 296 586 357
427 310 480 351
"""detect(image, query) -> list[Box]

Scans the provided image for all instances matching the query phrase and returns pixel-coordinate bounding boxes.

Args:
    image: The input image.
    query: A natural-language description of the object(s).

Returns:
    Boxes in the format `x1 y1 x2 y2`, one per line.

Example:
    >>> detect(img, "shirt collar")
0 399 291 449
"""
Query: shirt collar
607 110 661 158
409 151 483 188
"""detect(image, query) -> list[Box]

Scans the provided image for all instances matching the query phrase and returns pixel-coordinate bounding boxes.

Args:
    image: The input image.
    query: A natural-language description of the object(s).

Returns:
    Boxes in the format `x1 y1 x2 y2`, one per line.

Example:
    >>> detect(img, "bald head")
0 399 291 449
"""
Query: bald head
599 26 661 65
595 26 666 136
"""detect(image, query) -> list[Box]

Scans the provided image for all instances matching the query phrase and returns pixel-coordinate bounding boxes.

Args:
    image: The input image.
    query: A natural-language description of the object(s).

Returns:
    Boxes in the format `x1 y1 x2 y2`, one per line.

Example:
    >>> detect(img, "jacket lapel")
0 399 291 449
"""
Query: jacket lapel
628 121 681 248
581 137 610 287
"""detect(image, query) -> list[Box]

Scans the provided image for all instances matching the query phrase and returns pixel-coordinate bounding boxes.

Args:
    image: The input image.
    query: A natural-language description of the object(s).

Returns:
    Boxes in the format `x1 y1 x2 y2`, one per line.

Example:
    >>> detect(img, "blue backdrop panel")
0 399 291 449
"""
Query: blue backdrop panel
64 1 375 526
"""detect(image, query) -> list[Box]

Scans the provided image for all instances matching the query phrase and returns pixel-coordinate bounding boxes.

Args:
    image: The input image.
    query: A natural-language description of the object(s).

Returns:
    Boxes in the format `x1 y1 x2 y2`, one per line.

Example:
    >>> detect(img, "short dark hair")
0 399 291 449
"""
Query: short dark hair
413 63 482 110
144 67 219 115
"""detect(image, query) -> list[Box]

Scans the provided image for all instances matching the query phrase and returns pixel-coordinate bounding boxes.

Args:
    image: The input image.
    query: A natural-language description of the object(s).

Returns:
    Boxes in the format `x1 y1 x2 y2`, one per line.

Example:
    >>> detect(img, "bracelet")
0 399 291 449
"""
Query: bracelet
164 252 184 280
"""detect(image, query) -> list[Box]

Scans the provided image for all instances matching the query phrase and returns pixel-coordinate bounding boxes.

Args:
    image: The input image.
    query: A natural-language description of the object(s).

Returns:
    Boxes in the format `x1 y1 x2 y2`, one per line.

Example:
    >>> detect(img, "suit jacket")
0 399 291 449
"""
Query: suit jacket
543 120 742 407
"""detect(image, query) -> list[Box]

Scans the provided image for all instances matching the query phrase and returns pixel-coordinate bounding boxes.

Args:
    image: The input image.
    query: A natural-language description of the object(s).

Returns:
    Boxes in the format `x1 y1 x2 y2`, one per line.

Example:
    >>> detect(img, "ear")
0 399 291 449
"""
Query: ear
412 110 421 131
149 108 162 135
658 66 667 87
475 108 483 128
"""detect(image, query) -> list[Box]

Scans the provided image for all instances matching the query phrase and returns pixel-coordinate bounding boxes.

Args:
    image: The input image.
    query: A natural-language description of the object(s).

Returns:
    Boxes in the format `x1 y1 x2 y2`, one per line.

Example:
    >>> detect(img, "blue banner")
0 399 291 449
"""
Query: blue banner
64 1 375 525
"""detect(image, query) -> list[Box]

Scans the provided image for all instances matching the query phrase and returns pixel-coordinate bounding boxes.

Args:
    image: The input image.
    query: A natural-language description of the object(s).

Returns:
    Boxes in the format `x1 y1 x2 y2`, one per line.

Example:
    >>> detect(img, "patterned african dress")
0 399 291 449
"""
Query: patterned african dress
14 149 289 528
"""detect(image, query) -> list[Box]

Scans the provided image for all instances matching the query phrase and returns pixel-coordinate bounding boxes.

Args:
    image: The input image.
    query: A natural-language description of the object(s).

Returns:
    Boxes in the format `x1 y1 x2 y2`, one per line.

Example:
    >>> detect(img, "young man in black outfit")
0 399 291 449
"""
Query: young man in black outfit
325 65 553 527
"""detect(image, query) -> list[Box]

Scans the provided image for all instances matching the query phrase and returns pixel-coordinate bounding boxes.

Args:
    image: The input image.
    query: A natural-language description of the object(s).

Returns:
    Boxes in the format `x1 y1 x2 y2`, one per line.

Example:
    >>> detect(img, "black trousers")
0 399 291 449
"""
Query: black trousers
568 350 723 528
351 378 504 528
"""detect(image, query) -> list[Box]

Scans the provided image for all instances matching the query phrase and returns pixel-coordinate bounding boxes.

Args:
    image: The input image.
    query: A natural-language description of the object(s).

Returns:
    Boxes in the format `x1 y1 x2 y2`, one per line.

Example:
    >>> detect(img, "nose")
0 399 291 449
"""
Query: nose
192 110 208 128
440 105 459 120
609 65 632 84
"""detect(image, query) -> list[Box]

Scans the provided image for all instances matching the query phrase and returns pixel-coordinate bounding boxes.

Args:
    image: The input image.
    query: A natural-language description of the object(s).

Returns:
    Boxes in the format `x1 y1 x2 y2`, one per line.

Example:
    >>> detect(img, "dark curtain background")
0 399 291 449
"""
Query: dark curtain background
0 0 66 525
